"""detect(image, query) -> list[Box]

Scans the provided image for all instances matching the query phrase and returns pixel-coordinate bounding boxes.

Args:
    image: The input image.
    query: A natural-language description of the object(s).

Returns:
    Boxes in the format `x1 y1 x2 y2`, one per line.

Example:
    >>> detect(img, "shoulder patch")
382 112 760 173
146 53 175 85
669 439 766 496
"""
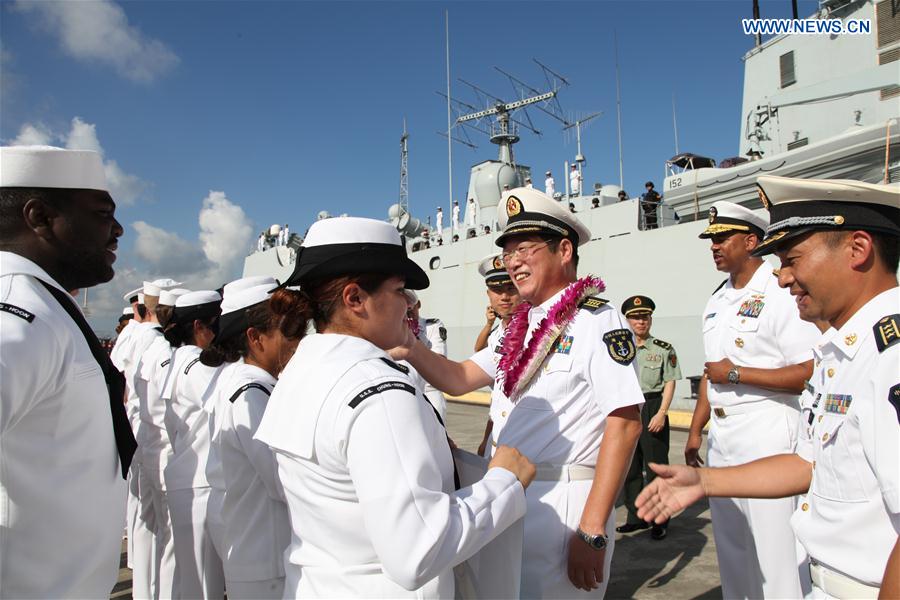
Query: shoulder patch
228 382 272 404
602 328 636 365
0 302 35 323
652 338 672 350
439 326 447 341
160 358 171 368
578 296 609 313
889 383 900 424
873 314 900 353
425 318 439 324
712 279 727 295
348 380 416 409
184 357 201 375
379 357 409 374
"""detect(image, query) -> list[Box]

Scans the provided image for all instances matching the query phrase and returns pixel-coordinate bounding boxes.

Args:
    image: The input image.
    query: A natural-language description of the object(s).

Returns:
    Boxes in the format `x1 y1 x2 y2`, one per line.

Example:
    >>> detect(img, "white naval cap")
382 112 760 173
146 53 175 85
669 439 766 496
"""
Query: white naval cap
281 216 429 290
122 307 134 316
0 145 107 191
158 287 190 306
175 290 221 308
216 282 277 342
142 278 183 297
123 286 143 303
477 253 512 287
698 201 768 239
137 293 145 304
223 275 277 298
172 290 222 325
496 187 591 247
753 175 900 256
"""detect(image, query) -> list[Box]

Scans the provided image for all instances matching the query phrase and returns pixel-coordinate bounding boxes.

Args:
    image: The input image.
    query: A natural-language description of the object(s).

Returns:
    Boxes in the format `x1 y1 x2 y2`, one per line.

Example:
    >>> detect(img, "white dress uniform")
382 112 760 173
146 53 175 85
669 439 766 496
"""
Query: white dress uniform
467 201 478 227
255 333 527 598
420 317 449 418
793 287 900 597
452 204 461 235
569 169 582 196
162 345 226 599
545 175 555 197
701 260 821 598
435 208 444 238
0 252 127 598
469 288 645 598
214 363 289 599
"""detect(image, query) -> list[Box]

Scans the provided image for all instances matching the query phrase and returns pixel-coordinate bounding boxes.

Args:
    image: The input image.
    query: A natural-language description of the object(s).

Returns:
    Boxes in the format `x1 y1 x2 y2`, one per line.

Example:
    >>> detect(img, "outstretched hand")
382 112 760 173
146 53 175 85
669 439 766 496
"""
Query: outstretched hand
635 463 706 524
387 327 418 361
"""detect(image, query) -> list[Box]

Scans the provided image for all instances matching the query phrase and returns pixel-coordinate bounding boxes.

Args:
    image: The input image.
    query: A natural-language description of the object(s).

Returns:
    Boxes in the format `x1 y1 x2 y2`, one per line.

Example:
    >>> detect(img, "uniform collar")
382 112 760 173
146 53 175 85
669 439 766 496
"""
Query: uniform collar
727 260 773 295
822 286 899 359
236 362 277 386
530 283 572 319
0 251 69 297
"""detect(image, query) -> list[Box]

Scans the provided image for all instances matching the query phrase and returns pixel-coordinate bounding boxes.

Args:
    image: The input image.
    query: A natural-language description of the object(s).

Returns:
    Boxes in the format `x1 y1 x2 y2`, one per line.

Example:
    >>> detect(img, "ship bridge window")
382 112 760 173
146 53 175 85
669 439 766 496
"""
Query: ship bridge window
780 51 796 88
429 256 441 270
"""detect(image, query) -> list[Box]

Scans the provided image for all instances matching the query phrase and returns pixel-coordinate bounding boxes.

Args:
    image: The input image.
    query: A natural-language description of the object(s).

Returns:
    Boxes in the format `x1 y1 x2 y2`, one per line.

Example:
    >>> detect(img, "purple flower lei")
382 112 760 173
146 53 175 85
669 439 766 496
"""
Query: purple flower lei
498 275 605 399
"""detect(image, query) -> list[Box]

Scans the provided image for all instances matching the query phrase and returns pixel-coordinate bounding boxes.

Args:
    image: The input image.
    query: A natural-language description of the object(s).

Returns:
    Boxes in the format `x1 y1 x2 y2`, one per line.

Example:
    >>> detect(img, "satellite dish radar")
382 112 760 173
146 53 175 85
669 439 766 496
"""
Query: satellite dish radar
268 224 282 236
388 203 427 238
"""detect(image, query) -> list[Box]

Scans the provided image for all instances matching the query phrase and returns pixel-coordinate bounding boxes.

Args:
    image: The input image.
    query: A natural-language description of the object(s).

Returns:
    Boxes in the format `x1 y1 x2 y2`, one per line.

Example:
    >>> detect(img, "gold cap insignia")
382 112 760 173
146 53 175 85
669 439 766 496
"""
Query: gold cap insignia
708 206 717 224
492 256 503 270
758 187 771 210
834 215 845 225
506 196 522 217
634 297 642 306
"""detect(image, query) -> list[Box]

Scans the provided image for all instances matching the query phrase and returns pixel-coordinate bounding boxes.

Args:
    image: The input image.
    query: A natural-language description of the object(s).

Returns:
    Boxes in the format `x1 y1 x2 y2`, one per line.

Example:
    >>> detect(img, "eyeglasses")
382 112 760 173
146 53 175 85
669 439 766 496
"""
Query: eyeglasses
501 241 551 266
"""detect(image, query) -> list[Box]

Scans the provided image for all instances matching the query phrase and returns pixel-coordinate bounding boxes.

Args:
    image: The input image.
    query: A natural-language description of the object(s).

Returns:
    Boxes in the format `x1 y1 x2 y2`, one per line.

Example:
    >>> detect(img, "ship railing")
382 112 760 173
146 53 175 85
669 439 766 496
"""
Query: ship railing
637 198 679 231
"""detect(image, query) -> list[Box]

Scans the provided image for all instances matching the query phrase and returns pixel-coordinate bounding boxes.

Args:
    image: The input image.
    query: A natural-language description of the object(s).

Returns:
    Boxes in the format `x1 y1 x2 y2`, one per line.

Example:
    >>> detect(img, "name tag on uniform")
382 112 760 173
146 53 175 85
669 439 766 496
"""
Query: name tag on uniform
555 335 573 355
823 394 852 414
737 295 765 318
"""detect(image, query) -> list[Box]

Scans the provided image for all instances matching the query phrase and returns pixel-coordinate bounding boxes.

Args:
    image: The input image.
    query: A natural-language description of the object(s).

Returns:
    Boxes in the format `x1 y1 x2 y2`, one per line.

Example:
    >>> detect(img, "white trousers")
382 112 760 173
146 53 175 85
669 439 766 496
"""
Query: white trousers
521 479 615 599
129 464 160 600
707 402 805 599
147 470 178 599
168 487 225 600
225 578 285 600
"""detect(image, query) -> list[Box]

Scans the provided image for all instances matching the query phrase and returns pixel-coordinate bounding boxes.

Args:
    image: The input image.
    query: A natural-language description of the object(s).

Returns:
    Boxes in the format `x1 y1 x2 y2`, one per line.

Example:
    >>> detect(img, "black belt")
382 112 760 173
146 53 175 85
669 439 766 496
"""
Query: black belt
643 391 663 400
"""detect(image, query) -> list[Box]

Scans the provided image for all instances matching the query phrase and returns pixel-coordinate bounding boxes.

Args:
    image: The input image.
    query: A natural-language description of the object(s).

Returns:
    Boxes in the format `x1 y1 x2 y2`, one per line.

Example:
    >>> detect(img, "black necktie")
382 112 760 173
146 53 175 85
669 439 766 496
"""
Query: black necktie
38 280 137 479
423 396 460 491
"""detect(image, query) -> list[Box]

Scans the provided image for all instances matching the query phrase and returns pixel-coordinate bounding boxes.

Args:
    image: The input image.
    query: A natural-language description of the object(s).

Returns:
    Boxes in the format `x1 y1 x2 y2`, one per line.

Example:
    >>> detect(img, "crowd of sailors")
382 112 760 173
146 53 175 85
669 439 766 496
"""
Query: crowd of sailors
0 144 898 600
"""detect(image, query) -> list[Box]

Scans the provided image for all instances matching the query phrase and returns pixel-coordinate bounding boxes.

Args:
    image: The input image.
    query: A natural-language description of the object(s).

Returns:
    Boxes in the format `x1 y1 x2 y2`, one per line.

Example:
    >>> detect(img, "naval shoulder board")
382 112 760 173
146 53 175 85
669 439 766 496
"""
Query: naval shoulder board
578 296 609 313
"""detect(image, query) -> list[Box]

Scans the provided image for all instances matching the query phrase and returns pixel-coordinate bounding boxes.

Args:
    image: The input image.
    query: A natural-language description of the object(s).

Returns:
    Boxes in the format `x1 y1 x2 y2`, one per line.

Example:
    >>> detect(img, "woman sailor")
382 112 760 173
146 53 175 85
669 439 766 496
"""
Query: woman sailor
254 216 535 598
160 290 226 598
200 278 303 599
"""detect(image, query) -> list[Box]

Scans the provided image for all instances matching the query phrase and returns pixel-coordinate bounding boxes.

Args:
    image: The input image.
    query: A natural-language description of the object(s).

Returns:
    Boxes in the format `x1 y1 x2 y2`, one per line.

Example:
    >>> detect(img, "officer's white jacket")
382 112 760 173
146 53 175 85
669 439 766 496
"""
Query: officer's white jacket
702 261 820 408
471 288 644 465
793 286 900 586
0 252 126 598
255 333 526 598
215 363 289 582
162 345 224 490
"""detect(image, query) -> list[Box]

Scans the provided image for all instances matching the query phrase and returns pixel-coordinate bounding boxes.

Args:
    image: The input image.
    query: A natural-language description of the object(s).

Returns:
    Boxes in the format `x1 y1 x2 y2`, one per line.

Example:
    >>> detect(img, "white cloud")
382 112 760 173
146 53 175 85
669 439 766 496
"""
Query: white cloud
132 221 211 280
14 0 178 84
199 191 255 272
8 117 148 205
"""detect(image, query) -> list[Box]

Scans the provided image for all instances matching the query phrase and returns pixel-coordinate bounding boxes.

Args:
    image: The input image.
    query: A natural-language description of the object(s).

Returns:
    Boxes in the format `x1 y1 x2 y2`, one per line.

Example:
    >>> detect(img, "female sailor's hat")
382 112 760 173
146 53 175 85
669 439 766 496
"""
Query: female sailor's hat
123 307 134 316
281 217 429 290
215 279 278 343
0 145 107 191
496 187 591 247
143 278 184 297
123 287 143 303
478 254 512 287
621 295 656 317
158 288 190 306
699 201 768 239
752 175 900 256
172 290 222 323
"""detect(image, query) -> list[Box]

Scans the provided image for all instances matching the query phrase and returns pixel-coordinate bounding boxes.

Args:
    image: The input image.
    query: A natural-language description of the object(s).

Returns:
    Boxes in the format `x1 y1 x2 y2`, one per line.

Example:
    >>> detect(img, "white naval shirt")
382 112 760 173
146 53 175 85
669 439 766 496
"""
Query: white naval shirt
136 334 175 476
0 252 126 598
793 287 900 586
569 170 582 195
255 333 526 598
545 176 555 196
702 262 820 409
471 286 645 465
162 346 225 491
216 363 288 582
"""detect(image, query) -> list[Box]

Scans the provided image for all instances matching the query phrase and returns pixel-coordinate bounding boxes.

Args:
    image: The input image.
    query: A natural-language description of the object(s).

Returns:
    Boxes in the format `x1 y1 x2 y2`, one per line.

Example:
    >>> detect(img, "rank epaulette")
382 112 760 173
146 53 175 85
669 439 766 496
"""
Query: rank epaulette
578 296 609 312
652 338 672 350
379 357 409 374
874 314 900 353
348 381 416 409
425 318 440 324
0 302 35 322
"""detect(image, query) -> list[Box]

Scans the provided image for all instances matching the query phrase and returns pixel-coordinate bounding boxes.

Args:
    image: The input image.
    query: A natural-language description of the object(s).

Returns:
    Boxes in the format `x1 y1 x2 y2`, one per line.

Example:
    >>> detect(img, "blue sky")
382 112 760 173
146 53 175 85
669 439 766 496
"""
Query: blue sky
1 0 817 332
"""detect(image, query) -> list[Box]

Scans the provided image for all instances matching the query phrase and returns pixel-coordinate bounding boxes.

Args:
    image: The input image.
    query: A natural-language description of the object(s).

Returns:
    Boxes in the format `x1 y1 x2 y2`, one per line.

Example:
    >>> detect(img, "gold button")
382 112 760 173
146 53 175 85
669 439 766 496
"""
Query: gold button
801 502 809 511
491 440 497 447
822 432 830 442
501 411 507 417
735 338 744 348
834 215 845 225
844 333 857 346
827 368 835 378
818 415 823 422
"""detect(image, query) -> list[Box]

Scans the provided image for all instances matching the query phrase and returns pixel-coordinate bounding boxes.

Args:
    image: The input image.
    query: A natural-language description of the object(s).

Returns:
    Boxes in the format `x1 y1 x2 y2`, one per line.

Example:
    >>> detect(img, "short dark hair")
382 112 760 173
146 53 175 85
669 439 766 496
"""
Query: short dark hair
0 187 66 238
543 235 580 268
822 230 899 272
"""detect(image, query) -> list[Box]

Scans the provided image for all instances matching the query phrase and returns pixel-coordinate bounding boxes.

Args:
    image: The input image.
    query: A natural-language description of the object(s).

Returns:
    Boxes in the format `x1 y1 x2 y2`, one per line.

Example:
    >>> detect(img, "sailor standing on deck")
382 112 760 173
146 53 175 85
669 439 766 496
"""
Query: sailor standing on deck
0 145 137 598
686 200 821 598
254 217 534 598
396 187 644 598
435 206 444 241
638 175 900 600
452 200 461 236
545 170 555 197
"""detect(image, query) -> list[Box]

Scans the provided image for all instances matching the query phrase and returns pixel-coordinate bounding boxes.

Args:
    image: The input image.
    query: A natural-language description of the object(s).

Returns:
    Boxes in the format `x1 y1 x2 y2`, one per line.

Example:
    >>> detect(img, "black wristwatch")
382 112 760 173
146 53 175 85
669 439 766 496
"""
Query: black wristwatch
576 527 608 550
